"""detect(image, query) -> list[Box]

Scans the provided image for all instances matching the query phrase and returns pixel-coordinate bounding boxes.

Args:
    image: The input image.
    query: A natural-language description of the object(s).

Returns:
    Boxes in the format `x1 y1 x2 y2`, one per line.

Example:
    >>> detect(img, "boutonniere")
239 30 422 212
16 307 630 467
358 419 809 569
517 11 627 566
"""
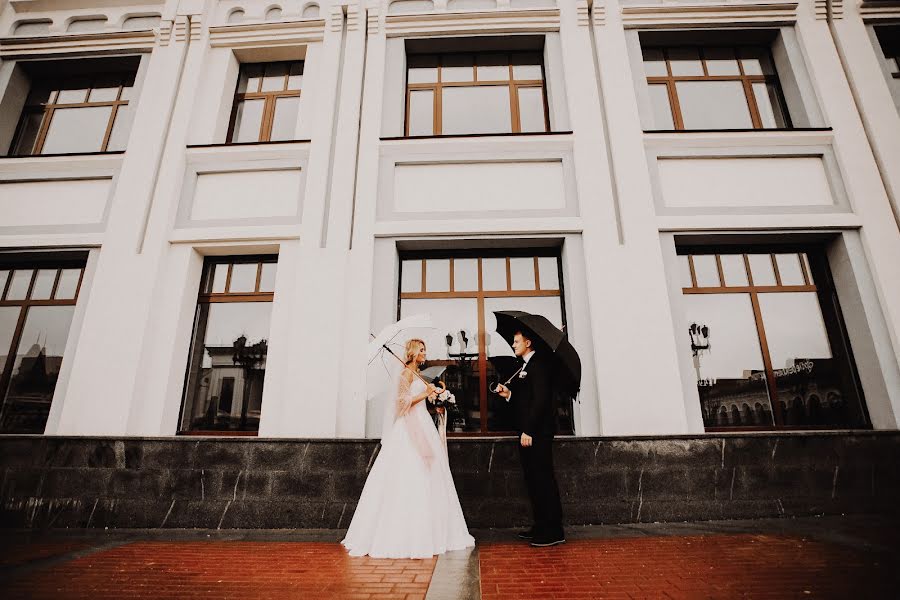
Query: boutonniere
518 370 528 379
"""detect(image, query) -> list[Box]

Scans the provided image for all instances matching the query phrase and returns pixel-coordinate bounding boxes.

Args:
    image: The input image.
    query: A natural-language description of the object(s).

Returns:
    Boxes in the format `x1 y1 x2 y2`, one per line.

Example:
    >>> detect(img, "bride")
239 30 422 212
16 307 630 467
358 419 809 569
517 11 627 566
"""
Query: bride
341 338 475 558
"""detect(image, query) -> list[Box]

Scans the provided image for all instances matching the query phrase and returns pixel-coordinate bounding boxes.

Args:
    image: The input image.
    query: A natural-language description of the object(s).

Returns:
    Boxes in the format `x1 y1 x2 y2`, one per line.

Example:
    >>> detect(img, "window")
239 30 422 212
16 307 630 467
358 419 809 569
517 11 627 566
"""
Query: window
642 46 791 130
873 25 900 112
678 248 868 430
178 256 277 434
405 52 549 136
227 62 303 143
398 251 572 435
9 60 138 156
0 257 86 433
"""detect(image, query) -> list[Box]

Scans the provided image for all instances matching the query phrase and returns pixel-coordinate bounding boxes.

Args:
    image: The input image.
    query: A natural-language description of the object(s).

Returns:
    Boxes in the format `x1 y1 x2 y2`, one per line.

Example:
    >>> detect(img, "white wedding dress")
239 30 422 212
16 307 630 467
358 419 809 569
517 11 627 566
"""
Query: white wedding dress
341 376 475 559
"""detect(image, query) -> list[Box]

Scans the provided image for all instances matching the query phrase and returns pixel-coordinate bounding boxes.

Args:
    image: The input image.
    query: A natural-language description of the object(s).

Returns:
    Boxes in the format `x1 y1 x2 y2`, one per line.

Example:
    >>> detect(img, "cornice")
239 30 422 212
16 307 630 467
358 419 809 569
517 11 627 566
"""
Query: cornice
0 28 155 56
620 2 799 28
208 18 327 47
383 8 561 36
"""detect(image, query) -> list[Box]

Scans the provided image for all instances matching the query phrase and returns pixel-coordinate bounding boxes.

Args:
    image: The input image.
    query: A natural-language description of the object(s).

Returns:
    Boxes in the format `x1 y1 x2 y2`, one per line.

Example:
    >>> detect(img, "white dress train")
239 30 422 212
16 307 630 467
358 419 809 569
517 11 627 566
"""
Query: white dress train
341 376 475 559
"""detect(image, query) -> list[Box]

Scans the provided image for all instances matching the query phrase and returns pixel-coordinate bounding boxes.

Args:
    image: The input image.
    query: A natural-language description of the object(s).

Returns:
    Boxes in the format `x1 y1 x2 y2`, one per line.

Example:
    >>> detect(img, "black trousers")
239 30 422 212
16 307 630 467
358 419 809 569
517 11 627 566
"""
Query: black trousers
518 435 564 538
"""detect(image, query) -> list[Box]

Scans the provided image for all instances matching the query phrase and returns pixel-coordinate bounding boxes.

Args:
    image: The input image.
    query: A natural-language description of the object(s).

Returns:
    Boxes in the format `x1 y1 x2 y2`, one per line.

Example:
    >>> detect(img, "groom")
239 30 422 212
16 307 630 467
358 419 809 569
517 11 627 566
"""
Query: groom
496 330 565 547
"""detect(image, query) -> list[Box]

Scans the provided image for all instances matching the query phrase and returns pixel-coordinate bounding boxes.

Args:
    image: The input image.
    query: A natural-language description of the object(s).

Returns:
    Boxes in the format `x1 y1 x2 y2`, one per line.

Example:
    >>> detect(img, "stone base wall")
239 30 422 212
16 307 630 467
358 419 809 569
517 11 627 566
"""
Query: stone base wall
1 432 898 529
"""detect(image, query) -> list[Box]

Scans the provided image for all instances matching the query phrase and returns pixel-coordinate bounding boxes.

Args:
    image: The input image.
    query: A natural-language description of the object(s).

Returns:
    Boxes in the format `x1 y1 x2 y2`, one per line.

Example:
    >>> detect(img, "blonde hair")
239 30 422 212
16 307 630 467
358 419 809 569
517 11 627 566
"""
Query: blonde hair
404 338 426 365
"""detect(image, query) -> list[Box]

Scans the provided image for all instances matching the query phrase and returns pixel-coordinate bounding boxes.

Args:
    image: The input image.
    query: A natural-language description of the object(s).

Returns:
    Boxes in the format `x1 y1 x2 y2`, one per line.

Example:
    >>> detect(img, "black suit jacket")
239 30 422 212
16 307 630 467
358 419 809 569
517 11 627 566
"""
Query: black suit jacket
508 351 556 438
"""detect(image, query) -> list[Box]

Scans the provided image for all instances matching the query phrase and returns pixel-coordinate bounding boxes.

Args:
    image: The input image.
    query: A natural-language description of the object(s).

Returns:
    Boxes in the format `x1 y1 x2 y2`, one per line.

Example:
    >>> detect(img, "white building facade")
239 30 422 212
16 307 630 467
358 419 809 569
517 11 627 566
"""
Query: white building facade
0 0 898 440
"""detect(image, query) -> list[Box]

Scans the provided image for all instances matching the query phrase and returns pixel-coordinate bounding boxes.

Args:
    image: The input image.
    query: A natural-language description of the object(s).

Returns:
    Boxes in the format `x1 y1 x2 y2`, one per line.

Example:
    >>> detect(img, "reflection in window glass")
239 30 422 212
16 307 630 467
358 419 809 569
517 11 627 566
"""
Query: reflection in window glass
537 257 559 290
426 259 450 292
692 255 720 288
648 84 674 130
683 294 772 427
261 62 289 92
11 112 43 155
509 257 535 290
511 54 543 79
229 263 258 293
270 96 301 141
442 86 511 135
7 271 32 301
676 81 753 129
720 255 749 287
1 305 76 433
408 55 438 84
748 254 776 286
677 255 693 289
759 292 832 369
668 48 703 76
231 99 264 143
454 259 478 292
752 82 784 129
441 54 475 82
0 271 9 295
476 54 509 81
518 87 546 133
106 104 133 151
775 254 804 285
481 258 507 291
211 264 228 294
407 89 434 136
642 48 668 76
704 48 740 76
259 262 277 293
42 106 112 154
401 260 422 293
55 269 80 300
31 270 56 300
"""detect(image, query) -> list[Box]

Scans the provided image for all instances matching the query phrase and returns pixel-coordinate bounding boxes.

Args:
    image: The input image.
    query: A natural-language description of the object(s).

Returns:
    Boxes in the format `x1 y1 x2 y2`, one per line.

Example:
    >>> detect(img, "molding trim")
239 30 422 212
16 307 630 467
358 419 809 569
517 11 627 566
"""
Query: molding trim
383 8 561 37
620 2 799 28
0 29 156 56
859 1 900 20
207 19 327 48
329 4 344 32
367 5 380 35
347 2 361 32
814 0 844 20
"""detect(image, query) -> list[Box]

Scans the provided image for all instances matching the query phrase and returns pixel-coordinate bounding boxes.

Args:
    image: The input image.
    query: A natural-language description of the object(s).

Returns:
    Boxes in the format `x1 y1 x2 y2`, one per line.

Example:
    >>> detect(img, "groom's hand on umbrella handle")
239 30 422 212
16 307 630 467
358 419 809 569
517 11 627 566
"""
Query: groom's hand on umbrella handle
520 433 532 448
495 384 510 399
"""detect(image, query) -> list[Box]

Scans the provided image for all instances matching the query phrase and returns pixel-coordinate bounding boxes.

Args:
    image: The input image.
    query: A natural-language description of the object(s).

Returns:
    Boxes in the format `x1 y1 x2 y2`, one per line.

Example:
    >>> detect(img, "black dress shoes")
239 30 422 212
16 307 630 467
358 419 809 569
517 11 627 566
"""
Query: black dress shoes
530 533 566 547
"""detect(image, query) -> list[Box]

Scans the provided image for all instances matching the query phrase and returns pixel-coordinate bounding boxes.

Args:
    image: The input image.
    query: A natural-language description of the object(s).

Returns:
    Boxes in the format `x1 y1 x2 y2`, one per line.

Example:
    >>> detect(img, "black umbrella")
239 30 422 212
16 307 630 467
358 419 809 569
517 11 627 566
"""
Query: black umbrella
493 310 581 397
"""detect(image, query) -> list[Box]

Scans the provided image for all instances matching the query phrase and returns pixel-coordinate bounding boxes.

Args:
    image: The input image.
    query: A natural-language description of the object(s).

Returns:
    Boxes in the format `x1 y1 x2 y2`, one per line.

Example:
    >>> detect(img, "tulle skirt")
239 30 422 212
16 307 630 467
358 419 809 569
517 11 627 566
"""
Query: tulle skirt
341 404 475 559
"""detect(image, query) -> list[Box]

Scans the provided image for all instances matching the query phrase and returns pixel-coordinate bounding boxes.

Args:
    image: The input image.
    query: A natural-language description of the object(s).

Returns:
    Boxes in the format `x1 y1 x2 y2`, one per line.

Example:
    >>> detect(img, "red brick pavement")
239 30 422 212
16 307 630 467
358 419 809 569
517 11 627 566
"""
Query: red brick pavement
0 540 90 568
479 534 899 600
3 541 435 600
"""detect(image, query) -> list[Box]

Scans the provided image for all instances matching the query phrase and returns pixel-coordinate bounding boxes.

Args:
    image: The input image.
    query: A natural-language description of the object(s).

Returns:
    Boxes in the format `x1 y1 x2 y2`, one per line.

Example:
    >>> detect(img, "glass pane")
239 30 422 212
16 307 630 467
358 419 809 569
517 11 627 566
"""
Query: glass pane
648 84 674 129
7 270 33 300
231 99 265 143
677 255 693 288
211 264 228 294
485 296 571 434
106 104 133 151
481 258 507 291
55 269 81 300
518 86 546 133
261 62 289 92
720 255 749 287
748 254 776 286
228 263 258 293
476 54 510 81
30 269 56 300
692 255 720 288
401 260 422 293
668 48 703 76
12 112 44 155
760 292 831 369
752 82 786 128
270 96 300 141
802 254 814 285
682 294 772 428
642 48 668 77
180 302 272 432
237 64 264 93
739 48 775 76
0 271 9 296
509 257 535 290
41 106 112 153
288 62 304 90
441 54 474 82
453 258 478 291
775 254 804 285
1 305 76 433
56 85 88 104
442 86 511 135
537 257 559 290
88 84 120 102
0 306 20 368
400 298 480 433
675 81 753 129
258 262 277 293
408 55 438 84
425 259 450 293
704 47 740 76
407 89 434 136
511 53 543 80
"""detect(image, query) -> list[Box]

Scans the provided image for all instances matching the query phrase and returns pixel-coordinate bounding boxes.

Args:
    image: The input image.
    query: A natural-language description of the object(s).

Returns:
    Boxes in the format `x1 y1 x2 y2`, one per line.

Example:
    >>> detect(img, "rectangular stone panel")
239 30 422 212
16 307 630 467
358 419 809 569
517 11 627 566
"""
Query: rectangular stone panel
0 178 109 227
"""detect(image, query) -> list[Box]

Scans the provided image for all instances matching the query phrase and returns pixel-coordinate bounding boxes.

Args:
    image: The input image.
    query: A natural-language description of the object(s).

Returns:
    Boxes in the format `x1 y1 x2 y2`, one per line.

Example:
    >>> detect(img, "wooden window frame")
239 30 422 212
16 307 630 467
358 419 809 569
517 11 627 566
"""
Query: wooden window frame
404 52 551 137
644 46 792 131
9 72 135 156
0 259 86 432
178 255 278 436
398 249 569 436
680 248 867 432
226 61 303 144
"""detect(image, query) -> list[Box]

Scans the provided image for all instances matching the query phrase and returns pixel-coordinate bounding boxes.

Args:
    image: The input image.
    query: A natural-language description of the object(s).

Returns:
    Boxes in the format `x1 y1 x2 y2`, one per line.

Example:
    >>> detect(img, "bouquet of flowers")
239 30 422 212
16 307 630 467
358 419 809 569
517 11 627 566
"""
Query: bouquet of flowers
431 388 456 410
